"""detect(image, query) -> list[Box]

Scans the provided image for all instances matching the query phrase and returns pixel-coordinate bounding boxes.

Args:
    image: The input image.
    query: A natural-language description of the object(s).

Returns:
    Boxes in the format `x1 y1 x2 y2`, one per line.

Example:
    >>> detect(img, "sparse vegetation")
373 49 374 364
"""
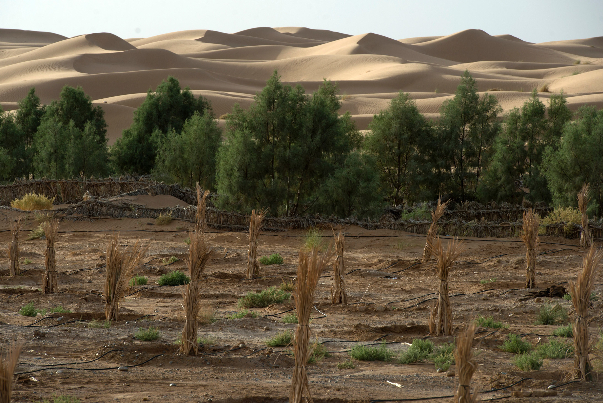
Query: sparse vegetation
158 270 190 286
259 253 284 265
307 341 329 364
282 313 298 324
431 342 455 371
479 278 497 285
11 193 54 210
513 351 543 371
349 342 393 362
337 359 356 369
27 224 46 240
88 320 111 329
155 213 173 225
279 280 295 292
129 275 148 286
303 228 326 251
237 286 290 308
266 330 293 347
553 324 573 338
162 256 179 265
401 204 431 221
536 339 573 359
38 395 81 403
22 258 32 265
227 309 258 319
475 316 507 329
540 207 581 235
501 334 532 354
399 339 434 364
19 302 38 317
535 303 568 325
134 326 160 341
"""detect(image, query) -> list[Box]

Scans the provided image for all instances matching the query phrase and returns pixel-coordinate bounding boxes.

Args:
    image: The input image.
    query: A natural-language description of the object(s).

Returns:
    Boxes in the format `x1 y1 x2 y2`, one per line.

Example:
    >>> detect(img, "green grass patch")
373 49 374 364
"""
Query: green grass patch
22 258 32 265
227 309 258 319
398 339 434 364
237 286 291 308
475 316 507 329
158 270 190 286
479 278 497 285
349 342 393 362
282 313 298 324
553 324 573 338
19 302 38 317
259 253 284 265
536 339 573 359
134 326 160 341
266 330 293 347
337 359 356 369
535 304 568 325
513 351 543 371
500 334 532 354
129 275 148 286
88 319 111 329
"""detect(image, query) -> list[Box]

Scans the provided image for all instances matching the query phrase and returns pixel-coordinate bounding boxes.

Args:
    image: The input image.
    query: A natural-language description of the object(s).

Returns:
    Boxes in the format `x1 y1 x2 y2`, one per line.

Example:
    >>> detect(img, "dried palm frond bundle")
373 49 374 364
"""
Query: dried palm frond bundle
42 218 59 294
331 232 347 304
195 183 210 233
247 209 265 279
521 209 539 288
454 323 478 403
181 230 212 356
8 219 21 277
578 184 591 248
422 198 449 263
291 247 331 403
0 342 22 403
569 245 603 381
104 235 147 321
428 237 464 336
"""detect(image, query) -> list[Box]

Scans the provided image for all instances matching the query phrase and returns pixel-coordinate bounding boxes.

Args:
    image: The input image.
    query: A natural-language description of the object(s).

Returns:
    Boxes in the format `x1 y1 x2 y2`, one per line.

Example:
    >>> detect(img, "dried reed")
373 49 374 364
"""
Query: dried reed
104 235 147 321
0 342 22 403
180 230 212 355
423 198 449 263
8 219 21 276
42 218 59 294
429 237 463 336
247 209 265 279
521 209 539 288
331 232 347 304
195 183 210 233
569 245 603 381
578 184 591 248
453 323 478 403
291 247 331 403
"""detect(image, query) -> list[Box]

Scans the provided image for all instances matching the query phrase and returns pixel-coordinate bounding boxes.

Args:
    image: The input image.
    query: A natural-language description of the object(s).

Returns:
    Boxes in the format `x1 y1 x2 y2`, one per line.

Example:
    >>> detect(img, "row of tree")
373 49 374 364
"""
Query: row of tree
1 72 601 217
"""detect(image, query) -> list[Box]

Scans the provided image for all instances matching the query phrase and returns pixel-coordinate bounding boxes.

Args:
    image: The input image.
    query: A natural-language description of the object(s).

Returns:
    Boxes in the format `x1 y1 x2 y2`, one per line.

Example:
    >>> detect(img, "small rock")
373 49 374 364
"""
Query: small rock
446 370 455 377
118 366 128 372
169 383 176 387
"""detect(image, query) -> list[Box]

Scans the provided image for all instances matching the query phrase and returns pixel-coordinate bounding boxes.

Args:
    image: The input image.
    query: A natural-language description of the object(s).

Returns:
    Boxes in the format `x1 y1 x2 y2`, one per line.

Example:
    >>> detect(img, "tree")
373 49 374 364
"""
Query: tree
49 85 107 139
33 115 73 179
0 106 27 180
66 121 110 178
15 88 45 147
154 111 221 189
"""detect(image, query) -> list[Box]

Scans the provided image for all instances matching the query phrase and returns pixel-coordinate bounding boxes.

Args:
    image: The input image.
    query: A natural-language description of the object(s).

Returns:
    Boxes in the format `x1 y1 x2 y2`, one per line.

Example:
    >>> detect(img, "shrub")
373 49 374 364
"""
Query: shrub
553 324 573 338
158 270 190 286
350 342 393 362
513 351 543 371
430 342 455 371
282 313 298 324
308 341 329 364
22 258 32 265
279 280 295 292
11 193 54 210
536 339 573 359
129 275 148 286
162 256 178 265
563 293 572 301
134 326 160 341
400 204 431 221
303 229 326 251
27 225 46 240
535 304 568 325
337 359 356 369
227 309 258 319
399 339 434 364
259 253 284 265
266 330 293 347
237 286 290 308
88 320 111 329
19 302 38 317
538 84 550 93
540 207 581 235
475 316 507 329
155 213 172 225
501 334 532 354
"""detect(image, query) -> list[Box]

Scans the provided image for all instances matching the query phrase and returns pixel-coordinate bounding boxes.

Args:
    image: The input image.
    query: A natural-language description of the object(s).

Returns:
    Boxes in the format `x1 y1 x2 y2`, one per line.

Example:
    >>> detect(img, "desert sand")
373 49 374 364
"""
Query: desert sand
1 27 602 143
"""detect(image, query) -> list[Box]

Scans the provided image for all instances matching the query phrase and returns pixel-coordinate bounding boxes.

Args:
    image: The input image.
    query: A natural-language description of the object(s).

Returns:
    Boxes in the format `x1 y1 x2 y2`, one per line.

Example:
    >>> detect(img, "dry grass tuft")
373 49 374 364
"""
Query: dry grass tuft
521 209 539 288
423 198 449 263
8 219 21 276
247 209 266 279
569 245 603 381
331 232 347 304
429 237 464 336
104 235 147 321
578 184 591 248
195 183 210 233
10 192 54 211
42 219 59 294
180 230 212 355
453 323 478 403
0 342 22 403
538 83 550 93
155 213 173 226
291 246 332 403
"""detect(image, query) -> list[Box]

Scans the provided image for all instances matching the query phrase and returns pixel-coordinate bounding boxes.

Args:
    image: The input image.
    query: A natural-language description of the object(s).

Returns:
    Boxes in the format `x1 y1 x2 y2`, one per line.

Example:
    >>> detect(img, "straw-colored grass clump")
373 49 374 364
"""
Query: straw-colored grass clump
8 219 21 276
453 323 478 403
247 209 265 279
11 192 54 210
422 198 449 263
42 219 59 294
0 342 22 403
521 209 539 288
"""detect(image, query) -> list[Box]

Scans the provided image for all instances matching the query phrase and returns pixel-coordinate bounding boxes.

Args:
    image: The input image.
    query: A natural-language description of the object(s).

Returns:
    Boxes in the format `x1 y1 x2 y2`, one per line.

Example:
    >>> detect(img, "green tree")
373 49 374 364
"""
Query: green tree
0 147 15 181
49 85 107 139
0 107 28 180
15 88 45 147
154 111 221 189
66 121 110 177
33 115 73 179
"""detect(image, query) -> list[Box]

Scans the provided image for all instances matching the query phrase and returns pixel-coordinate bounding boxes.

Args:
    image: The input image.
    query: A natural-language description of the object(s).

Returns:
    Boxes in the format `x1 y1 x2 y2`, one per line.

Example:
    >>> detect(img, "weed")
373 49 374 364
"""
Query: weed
279 280 295 292
259 253 284 265
134 326 160 341
88 320 111 329
129 275 148 286
198 304 216 325
401 204 431 221
22 258 32 265
536 304 568 325
162 256 179 265
536 339 573 359
501 334 532 354
19 302 38 317
184 237 191 245
337 359 356 369
34 211 52 223
563 293 572 301
282 313 298 324
399 339 434 364
237 286 291 308
553 324 573 338
393 241 411 250
303 228 326 251
49 306 70 314
308 341 329 364
158 270 190 286
266 330 293 347
350 342 393 362
431 342 455 371
155 213 173 225
538 84 550 93
27 224 46 240
199 336 215 345
479 278 497 285
513 351 543 371
227 309 258 319
11 193 54 211
475 316 507 329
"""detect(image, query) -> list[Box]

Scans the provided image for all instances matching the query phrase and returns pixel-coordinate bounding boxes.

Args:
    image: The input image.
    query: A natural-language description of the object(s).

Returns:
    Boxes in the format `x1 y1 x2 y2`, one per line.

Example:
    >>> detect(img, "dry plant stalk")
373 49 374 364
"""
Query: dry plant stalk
42 218 59 294
180 230 212 356
578 184 591 248
0 342 22 403
569 245 603 381
291 247 331 403
428 237 463 336
195 183 210 233
330 232 347 304
521 209 539 288
247 209 265 279
8 219 21 276
454 323 478 403
422 198 449 263
104 235 147 321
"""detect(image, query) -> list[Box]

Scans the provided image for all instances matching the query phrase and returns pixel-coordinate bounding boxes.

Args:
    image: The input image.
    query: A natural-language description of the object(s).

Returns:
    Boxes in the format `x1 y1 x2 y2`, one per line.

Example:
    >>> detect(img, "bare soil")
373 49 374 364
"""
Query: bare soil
2 207 603 402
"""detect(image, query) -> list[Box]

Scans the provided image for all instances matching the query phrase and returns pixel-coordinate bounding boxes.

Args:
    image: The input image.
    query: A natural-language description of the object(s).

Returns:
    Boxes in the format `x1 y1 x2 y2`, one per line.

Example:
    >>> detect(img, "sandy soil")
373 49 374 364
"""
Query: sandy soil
2 199 603 402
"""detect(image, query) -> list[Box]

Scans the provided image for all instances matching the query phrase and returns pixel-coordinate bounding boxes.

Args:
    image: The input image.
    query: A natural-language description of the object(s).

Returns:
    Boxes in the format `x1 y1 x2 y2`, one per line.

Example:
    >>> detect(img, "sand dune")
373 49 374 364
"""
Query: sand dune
0 27 601 142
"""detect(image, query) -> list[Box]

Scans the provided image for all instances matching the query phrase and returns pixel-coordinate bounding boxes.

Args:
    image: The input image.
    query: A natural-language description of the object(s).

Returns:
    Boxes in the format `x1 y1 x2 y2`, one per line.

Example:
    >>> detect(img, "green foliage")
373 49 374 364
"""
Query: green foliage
501 334 532 354
88 319 111 329
19 302 38 317
475 316 507 329
337 359 356 369
129 275 148 286
266 330 293 347
134 326 160 341
536 339 573 359
237 286 291 308
282 313 298 324
535 304 568 325
431 342 455 371
158 270 190 286
15 88 45 148
27 224 46 240
303 228 326 251
0 105 27 181
398 339 434 364
349 342 393 361
514 351 543 371
400 204 431 221
479 278 497 285
259 253 284 265
308 341 330 364
227 309 258 319
553 324 573 338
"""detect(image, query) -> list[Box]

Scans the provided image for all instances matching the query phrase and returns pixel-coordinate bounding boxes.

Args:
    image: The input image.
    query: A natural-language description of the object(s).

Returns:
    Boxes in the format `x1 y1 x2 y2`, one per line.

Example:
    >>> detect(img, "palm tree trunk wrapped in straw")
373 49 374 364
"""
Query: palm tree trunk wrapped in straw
247 209 265 279
195 183 210 233
578 184 591 248
521 209 539 289
104 235 147 321
422 198 449 263
8 219 21 277
569 245 603 381
290 247 331 403
428 236 463 336
331 232 347 304
181 230 212 356
42 219 59 294
453 323 477 403
0 342 22 403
